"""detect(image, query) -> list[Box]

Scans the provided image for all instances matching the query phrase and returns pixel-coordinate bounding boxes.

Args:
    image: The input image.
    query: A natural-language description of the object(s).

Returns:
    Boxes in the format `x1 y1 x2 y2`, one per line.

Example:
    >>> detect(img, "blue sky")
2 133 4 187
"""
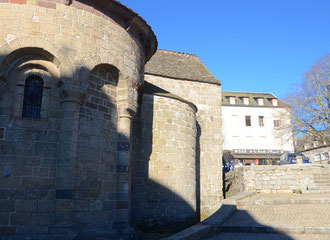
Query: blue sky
120 0 330 98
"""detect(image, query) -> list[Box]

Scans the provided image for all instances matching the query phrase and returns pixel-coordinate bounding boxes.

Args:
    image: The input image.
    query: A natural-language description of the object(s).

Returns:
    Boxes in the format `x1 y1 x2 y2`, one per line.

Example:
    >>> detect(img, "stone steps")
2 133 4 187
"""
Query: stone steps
311 171 330 192
314 175 330 179
312 172 330 175
314 183 330 186
314 181 330 184
209 232 330 240
308 186 330 190
314 176 330 181
313 177 330 181
302 189 330 194
219 225 330 234
313 180 330 184
237 198 330 206
312 173 330 176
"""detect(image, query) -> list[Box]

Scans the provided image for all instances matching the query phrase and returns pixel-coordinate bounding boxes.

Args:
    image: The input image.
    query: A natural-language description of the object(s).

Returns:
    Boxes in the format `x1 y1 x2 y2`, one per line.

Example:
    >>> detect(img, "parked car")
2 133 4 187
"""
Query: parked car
279 153 311 165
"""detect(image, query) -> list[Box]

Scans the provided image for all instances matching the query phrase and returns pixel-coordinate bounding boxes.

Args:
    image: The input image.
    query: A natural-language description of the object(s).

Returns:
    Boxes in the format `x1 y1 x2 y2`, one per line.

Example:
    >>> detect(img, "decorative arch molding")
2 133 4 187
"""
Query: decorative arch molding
77 53 124 89
0 37 73 81
0 38 73 120
78 54 139 116
0 46 60 94
6 60 60 120
14 60 61 80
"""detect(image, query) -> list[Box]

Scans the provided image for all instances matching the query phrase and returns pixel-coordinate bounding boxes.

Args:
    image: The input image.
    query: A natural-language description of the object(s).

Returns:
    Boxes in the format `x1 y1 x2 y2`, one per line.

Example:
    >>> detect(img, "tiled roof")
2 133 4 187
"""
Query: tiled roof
145 50 220 85
222 91 288 108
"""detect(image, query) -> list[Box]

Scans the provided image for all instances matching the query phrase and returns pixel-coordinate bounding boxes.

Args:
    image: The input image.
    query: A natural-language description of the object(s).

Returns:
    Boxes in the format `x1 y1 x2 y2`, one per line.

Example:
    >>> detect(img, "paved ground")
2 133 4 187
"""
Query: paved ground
225 204 330 227
208 193 330 240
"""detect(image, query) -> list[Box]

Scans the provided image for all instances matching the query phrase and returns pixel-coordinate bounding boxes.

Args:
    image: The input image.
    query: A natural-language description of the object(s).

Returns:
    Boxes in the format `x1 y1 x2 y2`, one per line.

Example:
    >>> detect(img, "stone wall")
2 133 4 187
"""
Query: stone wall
144 75 223 220
228 165 330 194
75 65 119 235
243 165 314 193
223 169 245 198
132 93 198 231
0 1 156 239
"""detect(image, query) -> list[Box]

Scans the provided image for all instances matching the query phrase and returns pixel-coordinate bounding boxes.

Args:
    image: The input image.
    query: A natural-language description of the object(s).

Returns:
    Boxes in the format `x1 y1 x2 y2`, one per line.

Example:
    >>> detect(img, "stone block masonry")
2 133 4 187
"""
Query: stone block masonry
243 165 314 193
144 74 223 220
229 164 330 195
0 0 156 239
132 93 198 231
0 1 224 238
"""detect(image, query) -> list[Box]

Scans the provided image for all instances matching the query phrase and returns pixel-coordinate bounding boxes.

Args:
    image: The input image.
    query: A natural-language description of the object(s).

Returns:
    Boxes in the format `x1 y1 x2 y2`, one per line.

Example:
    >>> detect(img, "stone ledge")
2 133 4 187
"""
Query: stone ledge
162 191 256 240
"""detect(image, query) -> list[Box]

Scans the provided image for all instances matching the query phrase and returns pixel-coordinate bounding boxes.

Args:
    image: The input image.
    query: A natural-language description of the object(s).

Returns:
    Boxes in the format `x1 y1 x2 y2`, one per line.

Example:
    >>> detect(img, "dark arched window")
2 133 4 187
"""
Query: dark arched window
22 75 44 118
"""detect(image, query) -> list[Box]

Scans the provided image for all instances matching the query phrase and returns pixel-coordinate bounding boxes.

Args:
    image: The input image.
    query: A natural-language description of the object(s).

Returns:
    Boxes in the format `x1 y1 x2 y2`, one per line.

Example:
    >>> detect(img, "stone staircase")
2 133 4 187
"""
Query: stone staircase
304 166 330 193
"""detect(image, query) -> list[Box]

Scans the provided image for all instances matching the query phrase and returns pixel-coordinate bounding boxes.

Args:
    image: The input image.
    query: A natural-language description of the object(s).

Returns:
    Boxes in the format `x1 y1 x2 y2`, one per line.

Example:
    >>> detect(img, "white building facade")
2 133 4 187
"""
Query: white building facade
222 91 295 165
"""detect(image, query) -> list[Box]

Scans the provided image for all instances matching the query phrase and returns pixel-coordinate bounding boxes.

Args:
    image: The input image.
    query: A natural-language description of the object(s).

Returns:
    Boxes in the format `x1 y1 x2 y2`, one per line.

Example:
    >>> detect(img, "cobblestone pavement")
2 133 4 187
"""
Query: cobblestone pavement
209 233 330 240
208 193 330 240
224 204 330 227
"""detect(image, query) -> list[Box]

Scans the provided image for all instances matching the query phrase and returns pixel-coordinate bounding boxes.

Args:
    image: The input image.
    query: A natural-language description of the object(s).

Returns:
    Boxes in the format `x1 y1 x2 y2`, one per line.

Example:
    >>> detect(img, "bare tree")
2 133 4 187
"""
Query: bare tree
272 106 295 147
285 54 330 146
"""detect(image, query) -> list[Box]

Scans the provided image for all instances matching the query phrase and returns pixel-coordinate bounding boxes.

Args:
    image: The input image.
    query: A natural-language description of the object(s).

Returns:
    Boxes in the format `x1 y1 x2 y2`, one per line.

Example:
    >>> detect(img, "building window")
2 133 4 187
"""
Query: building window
322 152 329 160
229 97 236 104
258 98 264 106
22 75 44 119
273 119 280 128
258 116 264 127
272 99 278 106
245 115 251 127
315 154 321 161
243 97 249 105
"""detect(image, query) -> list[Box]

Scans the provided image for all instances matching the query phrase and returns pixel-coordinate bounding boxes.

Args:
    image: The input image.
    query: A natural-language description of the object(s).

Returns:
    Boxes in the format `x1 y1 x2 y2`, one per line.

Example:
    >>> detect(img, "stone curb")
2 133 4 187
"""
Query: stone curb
219 225 330 234
162 191 256 240
237 198 330 206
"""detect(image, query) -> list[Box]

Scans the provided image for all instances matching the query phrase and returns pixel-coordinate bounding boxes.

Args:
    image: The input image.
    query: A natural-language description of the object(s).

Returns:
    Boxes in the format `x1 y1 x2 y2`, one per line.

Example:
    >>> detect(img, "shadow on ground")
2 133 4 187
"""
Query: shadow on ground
206 203 295 240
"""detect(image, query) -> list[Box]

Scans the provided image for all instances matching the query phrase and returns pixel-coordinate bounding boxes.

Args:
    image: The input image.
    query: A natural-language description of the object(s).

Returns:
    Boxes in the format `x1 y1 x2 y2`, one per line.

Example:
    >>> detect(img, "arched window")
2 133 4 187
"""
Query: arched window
22 75 44 118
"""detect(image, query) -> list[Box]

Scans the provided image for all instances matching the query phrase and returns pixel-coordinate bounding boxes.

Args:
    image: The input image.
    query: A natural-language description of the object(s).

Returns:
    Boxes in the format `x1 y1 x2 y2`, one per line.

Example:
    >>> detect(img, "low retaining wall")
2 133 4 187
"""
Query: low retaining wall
227 164 328 195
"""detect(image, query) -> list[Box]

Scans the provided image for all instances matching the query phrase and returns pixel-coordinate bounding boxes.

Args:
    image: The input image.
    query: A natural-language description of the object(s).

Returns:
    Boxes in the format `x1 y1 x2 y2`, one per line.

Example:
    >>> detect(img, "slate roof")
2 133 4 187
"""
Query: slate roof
222 91 288 108
145 50 220 85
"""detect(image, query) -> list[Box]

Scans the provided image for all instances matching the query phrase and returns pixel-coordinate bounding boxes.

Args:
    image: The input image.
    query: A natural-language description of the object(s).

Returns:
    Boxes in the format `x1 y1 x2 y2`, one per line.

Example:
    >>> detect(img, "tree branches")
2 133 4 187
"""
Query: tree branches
285 54 330 145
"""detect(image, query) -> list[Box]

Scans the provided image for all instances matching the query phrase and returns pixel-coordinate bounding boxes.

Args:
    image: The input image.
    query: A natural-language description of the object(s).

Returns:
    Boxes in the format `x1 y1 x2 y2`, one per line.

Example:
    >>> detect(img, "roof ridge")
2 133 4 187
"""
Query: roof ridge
157 49 197 57
223 91 276 96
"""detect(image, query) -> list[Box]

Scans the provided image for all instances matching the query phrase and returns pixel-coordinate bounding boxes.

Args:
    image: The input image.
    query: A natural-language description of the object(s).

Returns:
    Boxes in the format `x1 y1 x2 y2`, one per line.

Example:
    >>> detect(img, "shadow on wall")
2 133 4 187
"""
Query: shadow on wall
131 83 201 234
0 46 201 239
195 122 201 222
0 48 134 239
0 47 296 240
